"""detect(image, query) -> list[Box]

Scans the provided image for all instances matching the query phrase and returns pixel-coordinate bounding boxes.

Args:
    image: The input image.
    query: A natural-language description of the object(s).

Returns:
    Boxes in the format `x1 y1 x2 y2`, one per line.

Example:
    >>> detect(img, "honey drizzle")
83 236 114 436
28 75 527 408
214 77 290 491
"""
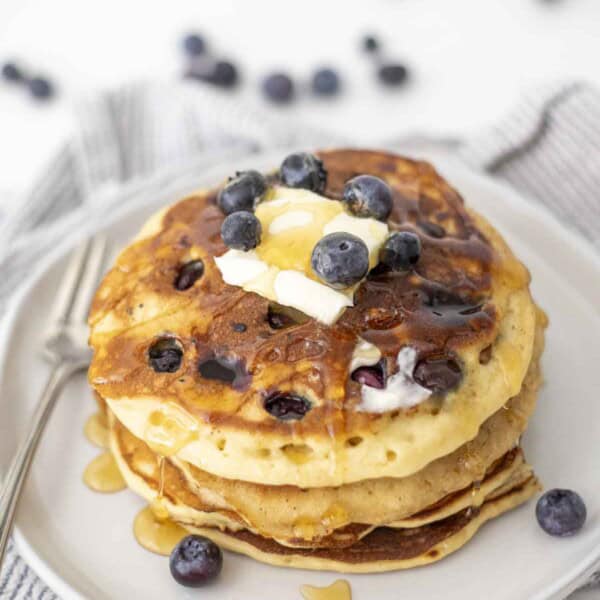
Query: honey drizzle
300 579 352 600
84 412 109 448
133 505 187 556
83 451 126 493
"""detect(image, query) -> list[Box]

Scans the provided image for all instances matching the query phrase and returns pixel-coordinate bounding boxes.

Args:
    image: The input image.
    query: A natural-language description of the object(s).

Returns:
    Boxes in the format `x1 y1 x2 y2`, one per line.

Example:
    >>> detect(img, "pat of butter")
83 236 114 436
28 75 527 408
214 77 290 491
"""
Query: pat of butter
350 338 382 372
215 187 389 325
357 347 431 413
269 210 314 234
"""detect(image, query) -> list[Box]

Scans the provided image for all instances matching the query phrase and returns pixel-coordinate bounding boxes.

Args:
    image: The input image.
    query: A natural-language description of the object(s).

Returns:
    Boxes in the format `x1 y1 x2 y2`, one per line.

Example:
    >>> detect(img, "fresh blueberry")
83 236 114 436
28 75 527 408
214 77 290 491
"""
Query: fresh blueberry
174 260 205 290
312 68 340 97
342 175 393 221
182 33 206 57
262 72 294 103
1 62 23 83
221 211 262 251
170 535 222 587
280 152 327 193
198 355 248 387
362 35 380 53
351 364 385 389
311 232 369 289
413 356 462 393
148 338 183 373
185 59 238 88
379 231 421 272
28 77 54 100
210 60 238 87
378 63 409 86
217 170 267 215
536 489 587 537
264 392 311 420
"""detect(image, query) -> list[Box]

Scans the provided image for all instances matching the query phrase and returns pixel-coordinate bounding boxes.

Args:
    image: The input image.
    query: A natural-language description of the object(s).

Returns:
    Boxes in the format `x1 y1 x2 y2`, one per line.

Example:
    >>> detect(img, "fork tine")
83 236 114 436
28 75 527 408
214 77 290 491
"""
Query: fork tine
49 238 93 327
69 234 109 324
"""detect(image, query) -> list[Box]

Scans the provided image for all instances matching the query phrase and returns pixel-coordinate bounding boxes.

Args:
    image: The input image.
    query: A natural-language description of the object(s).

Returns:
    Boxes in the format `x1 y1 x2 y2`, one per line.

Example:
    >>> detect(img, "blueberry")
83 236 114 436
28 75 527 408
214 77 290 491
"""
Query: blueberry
148 338 183 373
170 535 222 587
210 60 238 88
536 489 587 537
362 35 380 53
264 392 311 420
311 232 369 289
342 175 393 221
280 152 327 193
378 63 409 86
2 62 23 83
351 364 385 389
174 260 204 290
182 33 206 57
28 77 54 100
413 356 462 393
217 170 267 215
312 68 340 97
185 59 238 88
262 72 294 103
221 211 262 251
198 355 250 389
379 232 421 272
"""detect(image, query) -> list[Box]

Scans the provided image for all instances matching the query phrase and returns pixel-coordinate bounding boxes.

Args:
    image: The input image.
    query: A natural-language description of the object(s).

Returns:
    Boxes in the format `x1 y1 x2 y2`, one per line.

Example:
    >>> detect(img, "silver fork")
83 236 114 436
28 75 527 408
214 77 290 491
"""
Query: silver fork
0 235 108 567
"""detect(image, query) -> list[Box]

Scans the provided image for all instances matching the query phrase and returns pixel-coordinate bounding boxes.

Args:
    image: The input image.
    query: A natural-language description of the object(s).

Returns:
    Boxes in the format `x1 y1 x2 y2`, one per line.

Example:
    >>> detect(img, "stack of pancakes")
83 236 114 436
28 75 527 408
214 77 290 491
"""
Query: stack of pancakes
88 149 546 572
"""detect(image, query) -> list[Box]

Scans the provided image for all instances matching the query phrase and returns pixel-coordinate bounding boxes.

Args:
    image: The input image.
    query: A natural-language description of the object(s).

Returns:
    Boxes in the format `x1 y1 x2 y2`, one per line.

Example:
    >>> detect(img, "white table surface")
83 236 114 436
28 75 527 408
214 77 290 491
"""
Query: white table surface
0 0 599 200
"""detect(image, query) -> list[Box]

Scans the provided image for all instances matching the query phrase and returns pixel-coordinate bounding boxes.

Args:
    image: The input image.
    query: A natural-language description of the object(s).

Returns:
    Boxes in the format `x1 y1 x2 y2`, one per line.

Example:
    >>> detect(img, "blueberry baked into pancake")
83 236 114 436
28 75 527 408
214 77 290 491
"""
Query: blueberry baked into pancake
87 149 546 573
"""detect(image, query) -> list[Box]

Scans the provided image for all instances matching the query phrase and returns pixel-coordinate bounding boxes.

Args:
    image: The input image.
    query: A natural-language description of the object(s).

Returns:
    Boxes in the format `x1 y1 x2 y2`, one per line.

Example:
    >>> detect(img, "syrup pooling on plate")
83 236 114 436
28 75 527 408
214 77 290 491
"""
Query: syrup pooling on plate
83 451 126 493
300 579 352 600
133 505 188 556
84 412 109 448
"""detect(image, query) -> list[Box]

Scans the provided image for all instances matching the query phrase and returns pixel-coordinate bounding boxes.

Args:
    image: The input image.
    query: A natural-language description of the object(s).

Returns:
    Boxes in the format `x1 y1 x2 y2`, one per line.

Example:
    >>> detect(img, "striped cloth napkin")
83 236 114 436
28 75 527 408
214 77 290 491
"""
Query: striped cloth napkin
0 80 598 599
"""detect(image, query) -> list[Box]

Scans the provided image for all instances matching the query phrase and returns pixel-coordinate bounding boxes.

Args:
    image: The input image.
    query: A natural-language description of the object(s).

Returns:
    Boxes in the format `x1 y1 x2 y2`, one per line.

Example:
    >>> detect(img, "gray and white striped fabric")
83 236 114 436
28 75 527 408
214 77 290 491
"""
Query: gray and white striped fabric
0 80 598 599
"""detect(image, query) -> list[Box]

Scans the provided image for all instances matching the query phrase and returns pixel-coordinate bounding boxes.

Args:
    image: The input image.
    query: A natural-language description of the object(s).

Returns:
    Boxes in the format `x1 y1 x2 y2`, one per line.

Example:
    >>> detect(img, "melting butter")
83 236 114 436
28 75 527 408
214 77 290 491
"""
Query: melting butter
300 579 352 600
215 187 389 325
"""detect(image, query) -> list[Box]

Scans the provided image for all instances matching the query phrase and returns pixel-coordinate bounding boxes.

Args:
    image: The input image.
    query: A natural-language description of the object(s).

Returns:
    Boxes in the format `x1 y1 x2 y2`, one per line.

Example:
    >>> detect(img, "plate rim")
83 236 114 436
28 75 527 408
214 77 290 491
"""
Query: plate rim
1 152 599 600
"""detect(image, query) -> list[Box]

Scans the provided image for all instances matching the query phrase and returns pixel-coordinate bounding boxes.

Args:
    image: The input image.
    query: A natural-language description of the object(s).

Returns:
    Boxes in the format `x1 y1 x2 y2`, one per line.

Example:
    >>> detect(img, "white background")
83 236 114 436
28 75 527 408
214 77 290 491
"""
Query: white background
0 0 599 197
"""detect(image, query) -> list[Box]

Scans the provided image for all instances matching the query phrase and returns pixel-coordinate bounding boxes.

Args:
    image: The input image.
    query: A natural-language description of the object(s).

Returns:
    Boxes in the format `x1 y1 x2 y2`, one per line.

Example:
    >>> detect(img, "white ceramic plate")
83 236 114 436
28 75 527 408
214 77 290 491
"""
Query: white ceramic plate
1 155 599 600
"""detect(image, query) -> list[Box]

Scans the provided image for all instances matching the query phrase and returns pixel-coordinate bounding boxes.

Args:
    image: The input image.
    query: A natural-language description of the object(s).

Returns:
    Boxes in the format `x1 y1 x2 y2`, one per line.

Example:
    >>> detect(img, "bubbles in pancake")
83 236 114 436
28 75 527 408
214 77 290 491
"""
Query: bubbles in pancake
174 259 205 291
198 355 249 389
413 356 462 394
264 392 312 421
148 338 183 373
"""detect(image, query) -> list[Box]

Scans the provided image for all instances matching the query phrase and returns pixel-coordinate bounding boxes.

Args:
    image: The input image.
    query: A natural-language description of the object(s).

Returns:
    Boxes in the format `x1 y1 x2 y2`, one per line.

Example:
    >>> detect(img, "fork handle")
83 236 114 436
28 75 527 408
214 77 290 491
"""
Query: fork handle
0 361 83 567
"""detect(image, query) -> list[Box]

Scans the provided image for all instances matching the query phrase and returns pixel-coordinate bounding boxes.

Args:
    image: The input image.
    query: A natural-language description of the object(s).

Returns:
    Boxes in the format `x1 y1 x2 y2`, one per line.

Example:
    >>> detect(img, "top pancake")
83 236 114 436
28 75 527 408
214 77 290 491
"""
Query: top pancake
88 149 538 487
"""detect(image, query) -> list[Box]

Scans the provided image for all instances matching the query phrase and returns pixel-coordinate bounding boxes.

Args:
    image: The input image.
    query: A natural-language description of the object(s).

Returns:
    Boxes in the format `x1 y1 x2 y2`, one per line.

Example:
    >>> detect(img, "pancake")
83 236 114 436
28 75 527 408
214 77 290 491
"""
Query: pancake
177 476 540 573
106 314 542 547
88 149 540 488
